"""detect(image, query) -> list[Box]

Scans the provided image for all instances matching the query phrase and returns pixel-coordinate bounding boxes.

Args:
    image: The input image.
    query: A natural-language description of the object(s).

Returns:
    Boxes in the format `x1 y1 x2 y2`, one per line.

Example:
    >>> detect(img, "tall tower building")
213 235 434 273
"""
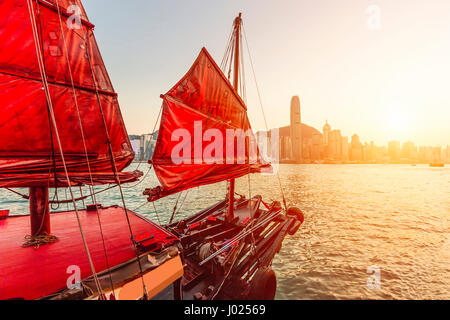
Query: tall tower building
322 120 331 158
290 96 302 161
329 130 343 160
323 121 331 145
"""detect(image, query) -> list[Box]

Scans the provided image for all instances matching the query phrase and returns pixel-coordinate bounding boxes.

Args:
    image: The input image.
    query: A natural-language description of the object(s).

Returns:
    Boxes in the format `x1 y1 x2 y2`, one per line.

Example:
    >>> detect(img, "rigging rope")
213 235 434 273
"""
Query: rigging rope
199 209 283 266
83 28 149 299
23 233 58 249
220 24 234 70
32 1 60 211
135 105 162 172
123 104 162 189
168 191 183 224
55 0 116 294
169 189 190 225
242 25 288 210
133 200 149 212
151 202 162 225
5 188 28 200
27 0 104 296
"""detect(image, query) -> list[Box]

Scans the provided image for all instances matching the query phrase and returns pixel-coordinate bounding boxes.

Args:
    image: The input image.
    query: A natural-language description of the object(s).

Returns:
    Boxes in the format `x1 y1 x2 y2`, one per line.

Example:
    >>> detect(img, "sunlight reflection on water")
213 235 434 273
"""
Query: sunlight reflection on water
1 164 449 299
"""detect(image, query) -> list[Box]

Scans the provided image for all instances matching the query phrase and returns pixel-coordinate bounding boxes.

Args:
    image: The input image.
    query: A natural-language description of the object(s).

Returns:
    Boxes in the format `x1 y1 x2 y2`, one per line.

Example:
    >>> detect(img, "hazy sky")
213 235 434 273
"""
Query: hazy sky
83 0 450 146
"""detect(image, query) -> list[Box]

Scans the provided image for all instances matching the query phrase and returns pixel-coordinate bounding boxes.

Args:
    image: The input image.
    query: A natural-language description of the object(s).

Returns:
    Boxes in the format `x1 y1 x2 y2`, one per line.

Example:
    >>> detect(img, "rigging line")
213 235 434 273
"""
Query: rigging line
121 164 151 189
222 37 234 73
27 0 104 296
236 23 251 203
168 191 183 225
33 1 60 210
220 24 234 69
221 24 235 72
54 0 116 294
127 104 162 175
133 200 149 212
64 188 69 210
247 167 252 201
48 184 118 204
54 0 97 199
242 25 288 210
79 186 86 208
151 202 161 226
5 188 28 200
199 209 283 266
221 38 233 72
227 32 236 81
210 243 240 300
83 28 149 299
223 41 232 79
171 189 190 225
239 27 246 104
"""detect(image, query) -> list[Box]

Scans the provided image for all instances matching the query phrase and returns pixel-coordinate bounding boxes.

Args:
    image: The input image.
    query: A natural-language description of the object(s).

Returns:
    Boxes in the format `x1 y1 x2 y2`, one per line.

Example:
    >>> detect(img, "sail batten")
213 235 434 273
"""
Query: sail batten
0 70 117 97
146 48 270 202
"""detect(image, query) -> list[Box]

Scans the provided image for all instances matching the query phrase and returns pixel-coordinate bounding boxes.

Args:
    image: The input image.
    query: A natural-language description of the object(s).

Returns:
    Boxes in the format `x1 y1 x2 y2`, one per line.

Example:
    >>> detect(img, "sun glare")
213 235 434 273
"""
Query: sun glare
388 110 408 131
384 104 413 140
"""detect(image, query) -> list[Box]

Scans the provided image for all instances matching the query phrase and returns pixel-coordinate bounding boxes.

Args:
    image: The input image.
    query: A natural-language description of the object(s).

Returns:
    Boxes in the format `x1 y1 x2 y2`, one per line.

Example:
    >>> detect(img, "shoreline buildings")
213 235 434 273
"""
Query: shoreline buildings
257 96 450 164
129 96 449 164
277 96 324 162
129 132 158 161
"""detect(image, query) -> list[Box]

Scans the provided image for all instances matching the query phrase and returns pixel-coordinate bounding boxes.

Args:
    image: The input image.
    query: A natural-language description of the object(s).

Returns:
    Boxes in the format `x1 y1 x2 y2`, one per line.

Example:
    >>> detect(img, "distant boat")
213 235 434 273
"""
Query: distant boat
429 163 445 167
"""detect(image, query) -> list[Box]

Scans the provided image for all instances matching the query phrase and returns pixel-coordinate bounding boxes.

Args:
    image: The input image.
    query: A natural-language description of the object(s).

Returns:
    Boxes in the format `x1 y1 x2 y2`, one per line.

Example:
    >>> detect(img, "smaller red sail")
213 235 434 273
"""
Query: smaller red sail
145 48 270 201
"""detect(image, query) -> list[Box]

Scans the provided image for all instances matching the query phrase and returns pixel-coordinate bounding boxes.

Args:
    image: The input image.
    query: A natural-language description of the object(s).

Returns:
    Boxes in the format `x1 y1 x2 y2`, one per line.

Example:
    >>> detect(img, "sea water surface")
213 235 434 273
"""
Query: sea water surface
1 164 449 300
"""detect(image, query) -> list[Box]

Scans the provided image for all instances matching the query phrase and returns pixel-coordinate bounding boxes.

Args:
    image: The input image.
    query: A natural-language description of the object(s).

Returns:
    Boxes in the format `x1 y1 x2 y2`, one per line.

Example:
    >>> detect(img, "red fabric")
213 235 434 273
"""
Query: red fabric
0 170 142 188
0 206 178 300
0 0 134 187
148 48 270 201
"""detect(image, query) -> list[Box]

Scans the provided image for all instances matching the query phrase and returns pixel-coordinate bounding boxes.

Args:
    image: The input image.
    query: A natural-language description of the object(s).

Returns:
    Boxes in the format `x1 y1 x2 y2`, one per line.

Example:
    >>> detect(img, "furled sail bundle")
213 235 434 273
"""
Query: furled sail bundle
146 48 270 201
0 0 138 187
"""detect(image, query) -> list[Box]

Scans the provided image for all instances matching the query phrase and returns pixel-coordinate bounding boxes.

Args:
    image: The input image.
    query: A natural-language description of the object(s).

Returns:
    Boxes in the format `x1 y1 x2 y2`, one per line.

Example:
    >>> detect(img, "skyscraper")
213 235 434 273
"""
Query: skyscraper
322 121 331 158
342 136 349 161
350 134 363 161
329 129 343 160
388 141 401 161
290 96 302 161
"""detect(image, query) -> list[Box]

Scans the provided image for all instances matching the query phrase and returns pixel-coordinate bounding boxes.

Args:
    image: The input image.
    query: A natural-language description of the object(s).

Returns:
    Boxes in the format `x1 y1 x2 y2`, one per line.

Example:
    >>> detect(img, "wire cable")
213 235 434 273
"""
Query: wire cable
27 0 103 296
242 25 288 210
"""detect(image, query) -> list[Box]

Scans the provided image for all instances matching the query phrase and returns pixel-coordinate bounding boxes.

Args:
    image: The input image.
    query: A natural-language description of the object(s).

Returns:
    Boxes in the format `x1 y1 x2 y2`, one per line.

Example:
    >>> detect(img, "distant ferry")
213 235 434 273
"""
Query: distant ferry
429 163 445 168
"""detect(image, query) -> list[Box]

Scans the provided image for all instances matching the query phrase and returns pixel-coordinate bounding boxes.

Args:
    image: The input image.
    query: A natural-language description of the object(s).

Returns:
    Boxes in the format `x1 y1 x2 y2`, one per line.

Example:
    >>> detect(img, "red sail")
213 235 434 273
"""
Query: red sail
146 48 270 201
0 0 138 187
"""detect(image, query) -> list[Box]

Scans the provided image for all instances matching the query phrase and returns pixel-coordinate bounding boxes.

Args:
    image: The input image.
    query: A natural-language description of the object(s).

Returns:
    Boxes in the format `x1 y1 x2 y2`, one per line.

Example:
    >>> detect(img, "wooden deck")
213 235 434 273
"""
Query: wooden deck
0 206 176 300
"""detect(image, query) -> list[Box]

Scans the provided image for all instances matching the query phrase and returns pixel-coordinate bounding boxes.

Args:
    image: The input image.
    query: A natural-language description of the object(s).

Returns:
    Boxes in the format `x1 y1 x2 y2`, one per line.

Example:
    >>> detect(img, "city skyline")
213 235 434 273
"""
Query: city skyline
129 94 449 163
84 0 450 146
255 95 450 164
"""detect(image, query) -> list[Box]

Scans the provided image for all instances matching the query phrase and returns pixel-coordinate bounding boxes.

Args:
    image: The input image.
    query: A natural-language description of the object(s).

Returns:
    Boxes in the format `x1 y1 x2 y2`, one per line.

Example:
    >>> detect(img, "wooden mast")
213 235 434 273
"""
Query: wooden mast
228 12 242 221
29 187 51 236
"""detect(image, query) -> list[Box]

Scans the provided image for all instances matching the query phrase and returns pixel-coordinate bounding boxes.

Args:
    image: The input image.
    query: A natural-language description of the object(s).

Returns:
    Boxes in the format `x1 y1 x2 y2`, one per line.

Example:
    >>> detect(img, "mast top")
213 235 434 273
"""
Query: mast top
235 12 242 23
232 12 243 93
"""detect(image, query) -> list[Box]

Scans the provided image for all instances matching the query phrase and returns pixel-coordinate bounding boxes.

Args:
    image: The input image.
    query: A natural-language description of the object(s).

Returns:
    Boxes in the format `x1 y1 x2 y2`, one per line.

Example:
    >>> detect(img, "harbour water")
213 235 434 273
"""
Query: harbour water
1 164 449 300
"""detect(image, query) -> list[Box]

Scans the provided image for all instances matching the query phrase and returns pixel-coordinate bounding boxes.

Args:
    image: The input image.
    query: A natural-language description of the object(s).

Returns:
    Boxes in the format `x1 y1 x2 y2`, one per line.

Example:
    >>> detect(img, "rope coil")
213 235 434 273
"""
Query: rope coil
22 233 58 249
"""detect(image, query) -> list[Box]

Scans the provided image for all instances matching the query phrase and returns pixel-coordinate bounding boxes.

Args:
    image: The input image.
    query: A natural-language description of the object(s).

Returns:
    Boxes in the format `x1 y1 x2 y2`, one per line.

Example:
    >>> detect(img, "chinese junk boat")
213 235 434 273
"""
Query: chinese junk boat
143 13 304 300
0 0 182 300
0 0 303 300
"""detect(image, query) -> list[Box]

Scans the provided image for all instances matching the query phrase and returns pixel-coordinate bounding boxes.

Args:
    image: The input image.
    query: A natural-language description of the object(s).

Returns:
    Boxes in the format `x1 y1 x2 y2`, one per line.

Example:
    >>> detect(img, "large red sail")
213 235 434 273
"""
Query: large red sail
0 0 138 187
145 48 270 201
